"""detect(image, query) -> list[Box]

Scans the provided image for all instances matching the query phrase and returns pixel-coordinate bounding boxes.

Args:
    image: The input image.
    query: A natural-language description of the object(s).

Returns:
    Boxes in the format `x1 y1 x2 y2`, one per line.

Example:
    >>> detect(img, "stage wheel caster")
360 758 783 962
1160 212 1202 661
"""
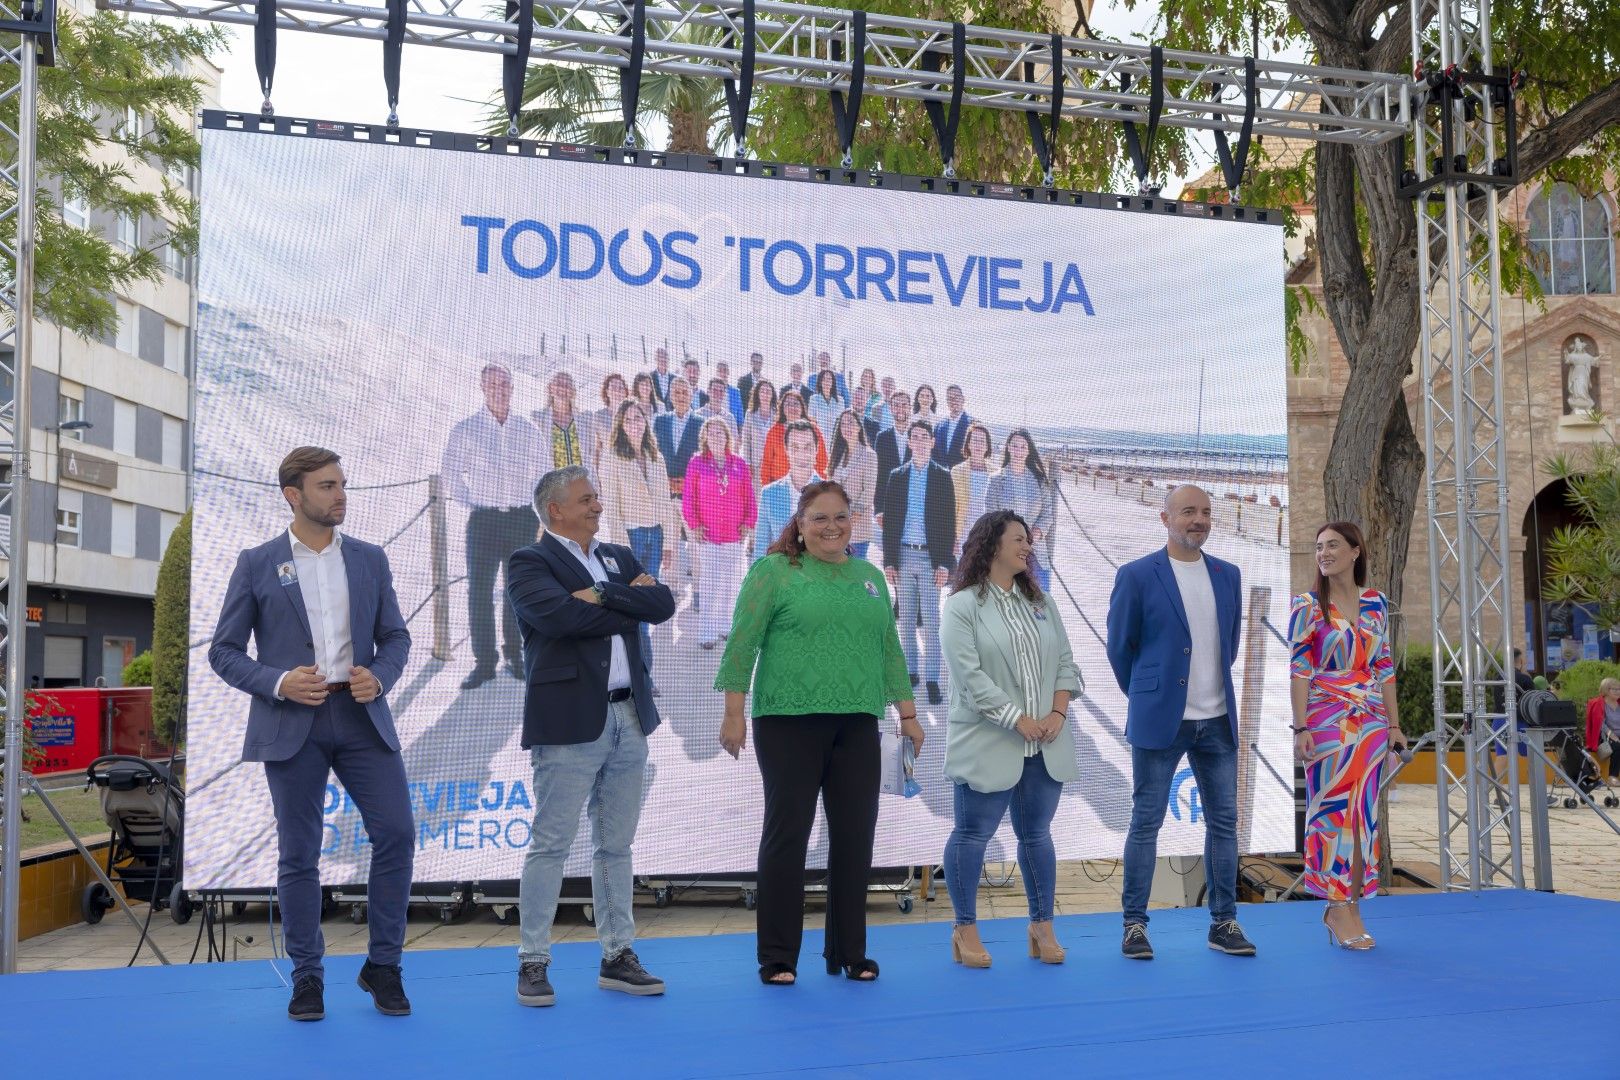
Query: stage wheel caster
654 887 672 908
231 900 248 918
351 903 368 925
1564 797 1579 809
438 905 456 925
742 890 757 911
897 894 914 914
82 883 112 925
581 904 595 926
169 884 194 925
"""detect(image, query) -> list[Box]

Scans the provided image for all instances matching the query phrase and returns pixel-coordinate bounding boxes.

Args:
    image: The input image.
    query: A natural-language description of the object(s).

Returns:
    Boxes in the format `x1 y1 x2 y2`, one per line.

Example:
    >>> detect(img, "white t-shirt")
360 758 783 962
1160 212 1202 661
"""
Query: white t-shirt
1169 554 1227 720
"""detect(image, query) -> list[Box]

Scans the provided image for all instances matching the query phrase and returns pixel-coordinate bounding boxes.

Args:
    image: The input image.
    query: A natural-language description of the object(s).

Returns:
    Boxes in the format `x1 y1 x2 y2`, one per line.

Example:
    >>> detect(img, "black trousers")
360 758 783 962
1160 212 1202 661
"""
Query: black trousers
466 506 538 669
753 712 880 971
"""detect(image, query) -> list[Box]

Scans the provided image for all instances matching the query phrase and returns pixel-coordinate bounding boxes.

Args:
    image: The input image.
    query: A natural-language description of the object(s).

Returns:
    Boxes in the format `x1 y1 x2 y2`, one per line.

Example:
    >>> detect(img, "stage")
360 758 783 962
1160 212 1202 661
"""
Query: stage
6 890 1613 1077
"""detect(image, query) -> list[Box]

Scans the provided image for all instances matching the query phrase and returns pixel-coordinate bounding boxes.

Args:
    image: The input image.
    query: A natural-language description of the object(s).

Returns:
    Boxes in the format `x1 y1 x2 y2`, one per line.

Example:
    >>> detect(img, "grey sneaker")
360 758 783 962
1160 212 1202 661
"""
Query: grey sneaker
598 948 665 996
1122 923 1153 960
1208 920 1257 956
516 960 556 1007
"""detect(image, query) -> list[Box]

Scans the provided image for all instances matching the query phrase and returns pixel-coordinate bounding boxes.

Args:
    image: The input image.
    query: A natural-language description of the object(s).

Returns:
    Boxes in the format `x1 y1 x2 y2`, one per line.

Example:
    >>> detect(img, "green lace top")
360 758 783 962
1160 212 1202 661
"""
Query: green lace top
714 553 914 718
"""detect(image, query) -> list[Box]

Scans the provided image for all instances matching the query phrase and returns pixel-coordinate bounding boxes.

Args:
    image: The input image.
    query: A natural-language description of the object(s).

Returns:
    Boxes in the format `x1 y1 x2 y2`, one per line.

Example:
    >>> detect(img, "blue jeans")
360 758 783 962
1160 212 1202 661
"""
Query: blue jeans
626 525 663 670
943 754 1063 924
1121 714 1239 926
518 698 648 963
896 547 942 682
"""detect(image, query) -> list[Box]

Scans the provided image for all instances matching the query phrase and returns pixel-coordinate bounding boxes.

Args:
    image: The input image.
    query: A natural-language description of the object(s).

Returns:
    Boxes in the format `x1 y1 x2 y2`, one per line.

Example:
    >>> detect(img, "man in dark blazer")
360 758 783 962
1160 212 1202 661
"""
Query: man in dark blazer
881 420 957 706
932 384 973 468
507 465 675 1008
871 388 914 518
1105 483 1254 962
653 376 705 586
736 351 765 411
208 446 414 1022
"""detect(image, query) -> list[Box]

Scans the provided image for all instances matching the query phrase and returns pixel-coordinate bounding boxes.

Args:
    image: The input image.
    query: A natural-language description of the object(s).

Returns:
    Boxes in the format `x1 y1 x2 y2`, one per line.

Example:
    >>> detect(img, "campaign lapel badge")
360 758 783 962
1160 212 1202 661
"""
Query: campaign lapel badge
1032 605 1048 622
276 562 298 588
601 554 621 575
864 580 879 598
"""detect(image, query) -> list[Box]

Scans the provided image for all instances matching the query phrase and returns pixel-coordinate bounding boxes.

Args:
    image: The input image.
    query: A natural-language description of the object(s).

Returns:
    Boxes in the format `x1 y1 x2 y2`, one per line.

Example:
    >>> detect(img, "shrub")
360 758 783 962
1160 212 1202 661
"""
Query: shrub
152 508 191 746
1555 659 1620 713
121 650 153 687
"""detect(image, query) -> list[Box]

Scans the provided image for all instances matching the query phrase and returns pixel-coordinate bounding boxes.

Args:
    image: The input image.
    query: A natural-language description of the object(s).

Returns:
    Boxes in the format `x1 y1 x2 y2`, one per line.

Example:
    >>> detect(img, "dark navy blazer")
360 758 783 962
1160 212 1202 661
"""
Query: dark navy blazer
506 531 675 748
1105 547 1243 750
208 532 411 762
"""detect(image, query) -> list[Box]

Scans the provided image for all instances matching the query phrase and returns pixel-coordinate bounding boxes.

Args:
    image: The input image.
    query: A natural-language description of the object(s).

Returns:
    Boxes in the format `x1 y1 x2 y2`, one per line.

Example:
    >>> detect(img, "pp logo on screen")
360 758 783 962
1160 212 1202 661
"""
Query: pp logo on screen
1169 768 1202 824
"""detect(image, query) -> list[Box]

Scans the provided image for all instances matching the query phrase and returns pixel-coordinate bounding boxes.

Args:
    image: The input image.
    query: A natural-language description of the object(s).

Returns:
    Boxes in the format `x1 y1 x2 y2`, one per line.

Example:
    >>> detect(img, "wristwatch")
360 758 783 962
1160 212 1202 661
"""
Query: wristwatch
591 582 606 603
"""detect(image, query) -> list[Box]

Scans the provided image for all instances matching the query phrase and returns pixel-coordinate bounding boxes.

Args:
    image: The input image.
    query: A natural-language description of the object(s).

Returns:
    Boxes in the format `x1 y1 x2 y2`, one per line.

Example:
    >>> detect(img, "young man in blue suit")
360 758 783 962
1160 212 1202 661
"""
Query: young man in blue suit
208 446 415 1021
1105 483 1256 960
507 465 675 1008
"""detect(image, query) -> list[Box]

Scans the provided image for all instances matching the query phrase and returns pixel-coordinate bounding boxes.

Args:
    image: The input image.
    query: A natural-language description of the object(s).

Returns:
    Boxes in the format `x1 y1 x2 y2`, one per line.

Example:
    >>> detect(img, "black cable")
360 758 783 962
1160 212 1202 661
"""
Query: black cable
125 763 176 967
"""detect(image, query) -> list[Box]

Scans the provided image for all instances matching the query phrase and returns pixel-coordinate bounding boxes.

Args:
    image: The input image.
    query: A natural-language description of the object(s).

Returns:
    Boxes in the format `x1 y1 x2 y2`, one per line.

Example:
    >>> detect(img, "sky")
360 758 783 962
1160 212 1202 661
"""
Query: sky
211 2 1228 195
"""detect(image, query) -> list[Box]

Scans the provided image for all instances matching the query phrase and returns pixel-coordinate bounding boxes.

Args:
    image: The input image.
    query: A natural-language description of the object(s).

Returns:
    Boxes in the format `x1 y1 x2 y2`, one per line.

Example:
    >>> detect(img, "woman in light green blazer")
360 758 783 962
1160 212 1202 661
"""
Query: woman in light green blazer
940 510 1082 969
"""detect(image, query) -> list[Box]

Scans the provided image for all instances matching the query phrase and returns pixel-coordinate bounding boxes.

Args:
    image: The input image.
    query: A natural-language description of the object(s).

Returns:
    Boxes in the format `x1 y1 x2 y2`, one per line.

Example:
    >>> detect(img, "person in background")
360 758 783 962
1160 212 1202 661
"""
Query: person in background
808 368 845 442
814 350 850 404
913 384 940 423
940 510 1081 968
828 409 878 561
755 421 824 561
740 379 778 480
871 388 914 519
716 480 922 985
509 467 674 1008
933 385 973 468
441 364 542 689
682 416 756 649
649 346 676 409
986 429 1056 591
1489 646 1535 798
761 388 829 486
534 371 592 471
783 360 811 403
631 371 665 416
714 361 746 429
703 375 741 440
850 385 881 445
881 420 957 707
653 376 706 592
1585 677 1620 785
208 447 414 1022
950 424 996 560
1107 484 1254 962
737 352 765 414
589 373 630 473
1288 520 1406 950
857 368 886 431
684 358 707 406
596 399 680 686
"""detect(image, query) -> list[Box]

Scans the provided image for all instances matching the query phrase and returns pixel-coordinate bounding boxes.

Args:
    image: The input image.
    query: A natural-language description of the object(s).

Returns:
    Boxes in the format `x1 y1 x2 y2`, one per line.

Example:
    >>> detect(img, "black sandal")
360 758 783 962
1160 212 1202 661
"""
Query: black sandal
758 963 797 985
825 957 879 981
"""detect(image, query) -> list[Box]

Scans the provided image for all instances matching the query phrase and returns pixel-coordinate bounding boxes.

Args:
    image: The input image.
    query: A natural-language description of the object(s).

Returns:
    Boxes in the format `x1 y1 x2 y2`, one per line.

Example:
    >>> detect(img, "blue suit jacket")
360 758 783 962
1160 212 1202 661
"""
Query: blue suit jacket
208 532 412 763
1105 547 1242 750
507 532 676 747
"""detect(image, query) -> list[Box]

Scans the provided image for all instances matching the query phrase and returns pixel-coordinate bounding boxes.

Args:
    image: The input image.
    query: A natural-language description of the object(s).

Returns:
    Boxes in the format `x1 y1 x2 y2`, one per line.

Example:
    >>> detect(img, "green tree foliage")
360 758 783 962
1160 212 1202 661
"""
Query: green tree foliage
1394 644 1462 739
121 649 153 687
152 508 191 745
1543 440 1620 632
1555 659 1620 712
0 10 223 341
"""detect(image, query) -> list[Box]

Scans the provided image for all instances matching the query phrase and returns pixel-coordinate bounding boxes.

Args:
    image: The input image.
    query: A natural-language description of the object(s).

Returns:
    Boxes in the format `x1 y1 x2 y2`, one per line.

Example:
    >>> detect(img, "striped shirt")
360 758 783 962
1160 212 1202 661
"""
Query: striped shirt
987 582 1045 757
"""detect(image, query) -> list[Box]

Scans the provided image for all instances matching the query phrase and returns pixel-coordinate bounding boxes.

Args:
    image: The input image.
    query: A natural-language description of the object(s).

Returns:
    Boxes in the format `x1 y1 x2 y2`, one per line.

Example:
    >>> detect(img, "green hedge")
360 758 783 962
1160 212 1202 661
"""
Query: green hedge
152 508 191 746
1556 659 1620 714
121 650 153 687
1393 645 1461 740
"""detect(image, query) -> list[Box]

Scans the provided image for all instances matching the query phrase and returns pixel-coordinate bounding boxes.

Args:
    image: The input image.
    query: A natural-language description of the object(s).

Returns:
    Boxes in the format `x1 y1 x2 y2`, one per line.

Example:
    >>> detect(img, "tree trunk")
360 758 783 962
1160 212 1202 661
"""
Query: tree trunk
668 105 711 155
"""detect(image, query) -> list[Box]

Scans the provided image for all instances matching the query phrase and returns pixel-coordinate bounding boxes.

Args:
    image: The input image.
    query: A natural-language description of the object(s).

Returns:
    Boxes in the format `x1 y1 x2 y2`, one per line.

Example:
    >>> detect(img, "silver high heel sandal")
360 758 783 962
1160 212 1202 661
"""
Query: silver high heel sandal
1323 901 1375 950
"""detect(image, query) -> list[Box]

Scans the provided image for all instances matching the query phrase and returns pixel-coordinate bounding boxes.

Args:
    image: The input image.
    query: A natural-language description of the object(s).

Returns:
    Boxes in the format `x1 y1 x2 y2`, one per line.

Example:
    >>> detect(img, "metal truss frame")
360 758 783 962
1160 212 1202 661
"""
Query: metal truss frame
0 0 1521 972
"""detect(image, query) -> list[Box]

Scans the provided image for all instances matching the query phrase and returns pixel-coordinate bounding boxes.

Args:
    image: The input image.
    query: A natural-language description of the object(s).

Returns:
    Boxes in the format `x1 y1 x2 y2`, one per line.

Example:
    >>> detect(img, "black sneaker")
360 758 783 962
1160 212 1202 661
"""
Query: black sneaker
516 960 556 1007
927 681 942 705
356 960 411 1015
288 975 325 1021
1121 923 1153 960
1208 920 1257 956
598 948 665 996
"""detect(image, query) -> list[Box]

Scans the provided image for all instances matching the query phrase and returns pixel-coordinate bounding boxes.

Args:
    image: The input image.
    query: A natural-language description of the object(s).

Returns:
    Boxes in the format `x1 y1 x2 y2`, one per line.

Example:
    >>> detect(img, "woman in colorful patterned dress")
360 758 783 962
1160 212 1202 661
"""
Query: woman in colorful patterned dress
1288 521 1407 949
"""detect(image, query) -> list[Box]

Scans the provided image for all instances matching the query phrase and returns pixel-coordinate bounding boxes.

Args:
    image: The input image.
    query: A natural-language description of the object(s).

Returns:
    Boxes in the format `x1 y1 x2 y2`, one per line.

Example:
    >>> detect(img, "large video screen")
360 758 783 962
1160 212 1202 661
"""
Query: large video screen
186 119 1294 887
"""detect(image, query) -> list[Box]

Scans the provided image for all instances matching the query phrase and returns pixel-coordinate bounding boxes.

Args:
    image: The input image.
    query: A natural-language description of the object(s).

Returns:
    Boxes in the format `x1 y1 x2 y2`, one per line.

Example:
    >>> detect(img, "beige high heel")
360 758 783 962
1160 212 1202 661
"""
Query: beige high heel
951 925 992 968
1027 923 1066 964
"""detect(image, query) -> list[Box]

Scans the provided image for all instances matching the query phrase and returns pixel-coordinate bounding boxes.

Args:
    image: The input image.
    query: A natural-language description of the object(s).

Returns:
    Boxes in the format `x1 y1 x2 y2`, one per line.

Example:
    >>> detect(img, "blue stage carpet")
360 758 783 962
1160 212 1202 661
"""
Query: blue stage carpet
6 890 1615 1078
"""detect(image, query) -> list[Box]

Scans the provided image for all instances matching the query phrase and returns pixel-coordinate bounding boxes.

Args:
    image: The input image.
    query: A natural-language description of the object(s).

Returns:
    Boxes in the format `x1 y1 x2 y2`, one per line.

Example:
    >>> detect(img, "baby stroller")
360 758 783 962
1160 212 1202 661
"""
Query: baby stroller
81 754 191 925
1547 728 1611 809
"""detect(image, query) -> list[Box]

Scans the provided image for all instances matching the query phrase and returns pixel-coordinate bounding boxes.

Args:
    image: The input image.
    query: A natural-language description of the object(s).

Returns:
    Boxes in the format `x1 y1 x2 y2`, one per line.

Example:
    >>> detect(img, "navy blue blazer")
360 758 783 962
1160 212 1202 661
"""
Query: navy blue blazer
1104 547 1243 750
507 531 676 748
208 532 411 762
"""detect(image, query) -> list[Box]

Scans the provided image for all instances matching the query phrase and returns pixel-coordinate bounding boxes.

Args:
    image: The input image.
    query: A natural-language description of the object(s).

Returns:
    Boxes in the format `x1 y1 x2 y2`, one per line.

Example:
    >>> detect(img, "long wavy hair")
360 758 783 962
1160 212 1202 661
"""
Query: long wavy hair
951 509 1043 602
1001 427 1048 484
1314 520 1367 617
766 480 851 565
611 399 660 462
748 378 777 416
828 409 869 474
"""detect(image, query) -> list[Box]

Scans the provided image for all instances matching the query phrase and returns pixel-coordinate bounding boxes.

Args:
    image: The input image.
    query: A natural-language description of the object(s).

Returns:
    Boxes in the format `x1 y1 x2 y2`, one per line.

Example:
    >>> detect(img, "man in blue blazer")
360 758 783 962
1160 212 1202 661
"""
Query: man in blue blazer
507 465 675 1008
1105 483 1255 961
208 446 415 1022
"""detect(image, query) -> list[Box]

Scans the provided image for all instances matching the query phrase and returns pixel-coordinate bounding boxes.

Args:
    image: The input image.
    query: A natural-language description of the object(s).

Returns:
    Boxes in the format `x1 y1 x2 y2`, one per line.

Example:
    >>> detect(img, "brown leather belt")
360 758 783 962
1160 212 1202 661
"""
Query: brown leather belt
325 682 352 693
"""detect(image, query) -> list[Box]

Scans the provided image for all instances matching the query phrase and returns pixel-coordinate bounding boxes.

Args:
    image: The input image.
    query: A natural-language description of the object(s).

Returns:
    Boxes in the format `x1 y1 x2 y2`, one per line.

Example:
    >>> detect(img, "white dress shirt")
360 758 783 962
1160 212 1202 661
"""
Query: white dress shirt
1169 554 1227 720
550 531 631 691
441 408 544 510
276 528 355 697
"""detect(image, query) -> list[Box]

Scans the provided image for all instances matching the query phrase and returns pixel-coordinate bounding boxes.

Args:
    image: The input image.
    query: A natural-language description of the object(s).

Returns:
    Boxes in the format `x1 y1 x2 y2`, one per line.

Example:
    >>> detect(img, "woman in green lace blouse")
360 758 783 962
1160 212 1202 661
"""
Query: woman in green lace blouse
716 479 924 986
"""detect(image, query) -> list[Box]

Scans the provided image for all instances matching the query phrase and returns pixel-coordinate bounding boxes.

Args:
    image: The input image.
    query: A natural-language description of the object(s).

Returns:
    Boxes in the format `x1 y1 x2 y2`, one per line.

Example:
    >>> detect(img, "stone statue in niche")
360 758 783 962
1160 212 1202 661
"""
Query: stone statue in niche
1563 336 1600 414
